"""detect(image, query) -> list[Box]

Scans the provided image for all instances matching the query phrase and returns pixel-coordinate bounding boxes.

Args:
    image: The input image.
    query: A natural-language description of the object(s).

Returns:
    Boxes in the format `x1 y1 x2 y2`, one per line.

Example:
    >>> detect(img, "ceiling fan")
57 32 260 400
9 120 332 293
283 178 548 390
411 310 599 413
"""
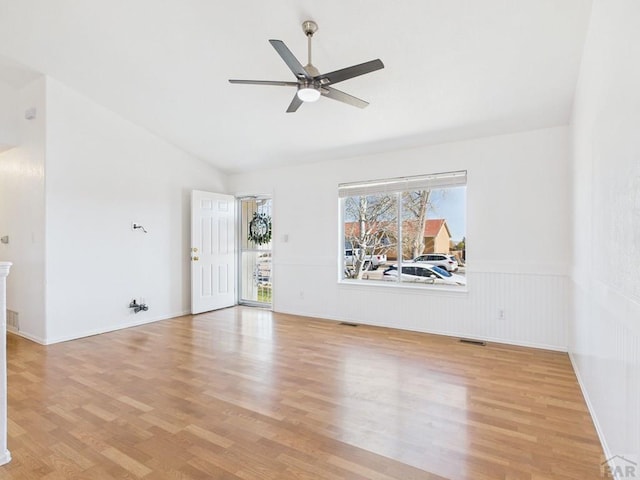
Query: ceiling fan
228 20 384 113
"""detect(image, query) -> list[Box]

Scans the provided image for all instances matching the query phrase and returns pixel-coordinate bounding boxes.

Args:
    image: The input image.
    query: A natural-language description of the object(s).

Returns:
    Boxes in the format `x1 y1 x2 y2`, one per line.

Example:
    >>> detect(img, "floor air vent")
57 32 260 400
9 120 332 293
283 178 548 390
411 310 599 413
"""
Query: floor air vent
459 338 486 346
6 310 19 331
339 322 359 327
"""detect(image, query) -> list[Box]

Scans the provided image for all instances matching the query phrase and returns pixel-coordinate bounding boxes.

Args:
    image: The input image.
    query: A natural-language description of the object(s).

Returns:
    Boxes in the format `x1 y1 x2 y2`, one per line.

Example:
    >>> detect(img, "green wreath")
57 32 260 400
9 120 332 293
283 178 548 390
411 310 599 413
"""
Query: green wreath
248 212 272 245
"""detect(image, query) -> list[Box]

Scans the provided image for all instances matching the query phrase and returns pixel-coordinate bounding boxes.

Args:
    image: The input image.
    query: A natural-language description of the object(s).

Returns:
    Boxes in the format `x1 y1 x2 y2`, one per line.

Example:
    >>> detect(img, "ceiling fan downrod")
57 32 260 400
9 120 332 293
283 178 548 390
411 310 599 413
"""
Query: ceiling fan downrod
302 20 319 78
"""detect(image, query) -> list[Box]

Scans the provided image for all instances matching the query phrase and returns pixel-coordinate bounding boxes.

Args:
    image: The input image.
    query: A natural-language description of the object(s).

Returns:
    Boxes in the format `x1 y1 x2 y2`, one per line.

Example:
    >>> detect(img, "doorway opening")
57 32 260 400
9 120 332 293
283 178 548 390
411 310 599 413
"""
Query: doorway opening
239 197 272 307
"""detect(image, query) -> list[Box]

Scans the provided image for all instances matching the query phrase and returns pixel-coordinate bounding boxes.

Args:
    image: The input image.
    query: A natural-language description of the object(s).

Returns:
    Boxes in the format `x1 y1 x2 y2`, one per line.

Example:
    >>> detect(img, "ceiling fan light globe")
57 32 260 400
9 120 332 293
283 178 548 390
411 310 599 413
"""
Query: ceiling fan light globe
297 87 321 102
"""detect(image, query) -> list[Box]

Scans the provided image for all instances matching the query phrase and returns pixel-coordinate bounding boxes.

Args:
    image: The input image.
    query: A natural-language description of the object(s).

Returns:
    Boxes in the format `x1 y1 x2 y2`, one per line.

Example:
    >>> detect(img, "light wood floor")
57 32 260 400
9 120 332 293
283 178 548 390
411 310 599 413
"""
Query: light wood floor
1 307 606 479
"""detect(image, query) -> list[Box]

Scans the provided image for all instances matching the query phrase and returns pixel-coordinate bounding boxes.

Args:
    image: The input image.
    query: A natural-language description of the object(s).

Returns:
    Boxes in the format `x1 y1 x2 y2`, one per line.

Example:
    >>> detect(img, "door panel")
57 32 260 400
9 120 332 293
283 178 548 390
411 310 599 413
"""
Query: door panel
191 191 236 314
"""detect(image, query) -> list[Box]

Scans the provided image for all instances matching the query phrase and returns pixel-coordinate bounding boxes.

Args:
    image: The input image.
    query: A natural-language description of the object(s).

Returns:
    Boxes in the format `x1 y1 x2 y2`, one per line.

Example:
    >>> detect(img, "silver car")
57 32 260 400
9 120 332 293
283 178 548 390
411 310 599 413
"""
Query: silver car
383 264 466 286
413 253 459 272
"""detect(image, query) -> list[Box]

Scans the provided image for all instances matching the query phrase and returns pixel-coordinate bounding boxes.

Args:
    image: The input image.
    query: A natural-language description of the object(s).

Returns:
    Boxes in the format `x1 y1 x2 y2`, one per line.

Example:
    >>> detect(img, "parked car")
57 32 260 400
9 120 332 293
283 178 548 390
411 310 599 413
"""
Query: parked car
345 249 387 271
382 263 466 286
413 253 459 272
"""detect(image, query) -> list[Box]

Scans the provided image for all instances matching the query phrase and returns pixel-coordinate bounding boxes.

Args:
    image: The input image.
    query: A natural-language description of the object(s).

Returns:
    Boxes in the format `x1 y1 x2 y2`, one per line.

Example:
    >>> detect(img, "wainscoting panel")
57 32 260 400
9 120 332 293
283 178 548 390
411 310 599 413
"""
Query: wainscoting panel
570 278 640 466
273 264 569 351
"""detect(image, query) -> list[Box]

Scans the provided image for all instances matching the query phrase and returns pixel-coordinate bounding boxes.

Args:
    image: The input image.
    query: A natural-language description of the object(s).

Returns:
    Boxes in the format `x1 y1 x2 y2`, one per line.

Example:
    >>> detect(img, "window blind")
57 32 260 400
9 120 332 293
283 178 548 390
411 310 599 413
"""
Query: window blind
338 170 467 198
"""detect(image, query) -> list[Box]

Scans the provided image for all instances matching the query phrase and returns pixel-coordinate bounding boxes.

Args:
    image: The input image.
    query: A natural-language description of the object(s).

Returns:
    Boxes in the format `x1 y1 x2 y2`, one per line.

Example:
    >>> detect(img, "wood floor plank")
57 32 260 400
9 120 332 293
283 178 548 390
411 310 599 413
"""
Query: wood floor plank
100 446 152 478
0 306 608 479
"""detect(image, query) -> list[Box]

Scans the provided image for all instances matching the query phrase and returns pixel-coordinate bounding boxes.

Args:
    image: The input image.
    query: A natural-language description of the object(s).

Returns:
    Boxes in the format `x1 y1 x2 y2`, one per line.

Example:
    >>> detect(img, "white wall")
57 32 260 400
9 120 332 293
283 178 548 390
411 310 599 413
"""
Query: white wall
43 78 226 343
570 0 640 465
0 77 47 341
230 126 571 350
0 80 18 150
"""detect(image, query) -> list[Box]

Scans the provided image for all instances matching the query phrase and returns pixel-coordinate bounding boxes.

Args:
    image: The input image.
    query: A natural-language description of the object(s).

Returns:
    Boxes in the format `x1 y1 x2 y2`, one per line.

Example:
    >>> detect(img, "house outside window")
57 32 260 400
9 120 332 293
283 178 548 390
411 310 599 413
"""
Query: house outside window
339 171 467 288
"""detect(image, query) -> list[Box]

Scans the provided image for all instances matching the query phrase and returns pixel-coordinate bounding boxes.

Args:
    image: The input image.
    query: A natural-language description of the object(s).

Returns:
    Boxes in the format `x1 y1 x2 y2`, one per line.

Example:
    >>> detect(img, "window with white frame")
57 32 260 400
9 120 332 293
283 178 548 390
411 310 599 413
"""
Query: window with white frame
339 171 467 288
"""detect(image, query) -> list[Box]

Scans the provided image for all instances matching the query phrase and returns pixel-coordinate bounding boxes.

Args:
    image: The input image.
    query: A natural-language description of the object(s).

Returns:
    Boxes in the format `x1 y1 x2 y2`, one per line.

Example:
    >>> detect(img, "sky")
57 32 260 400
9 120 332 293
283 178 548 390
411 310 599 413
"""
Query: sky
428 187 466 242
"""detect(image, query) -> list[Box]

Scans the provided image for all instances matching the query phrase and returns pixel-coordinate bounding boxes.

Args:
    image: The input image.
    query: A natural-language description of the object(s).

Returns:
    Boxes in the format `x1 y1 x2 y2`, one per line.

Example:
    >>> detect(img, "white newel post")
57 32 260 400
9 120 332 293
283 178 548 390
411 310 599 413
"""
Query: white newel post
0 262 11 465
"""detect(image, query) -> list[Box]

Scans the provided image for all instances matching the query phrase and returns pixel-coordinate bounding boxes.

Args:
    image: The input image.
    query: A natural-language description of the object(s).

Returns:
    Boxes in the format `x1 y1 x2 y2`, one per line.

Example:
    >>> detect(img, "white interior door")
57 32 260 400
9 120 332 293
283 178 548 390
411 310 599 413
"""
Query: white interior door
191 190 236 314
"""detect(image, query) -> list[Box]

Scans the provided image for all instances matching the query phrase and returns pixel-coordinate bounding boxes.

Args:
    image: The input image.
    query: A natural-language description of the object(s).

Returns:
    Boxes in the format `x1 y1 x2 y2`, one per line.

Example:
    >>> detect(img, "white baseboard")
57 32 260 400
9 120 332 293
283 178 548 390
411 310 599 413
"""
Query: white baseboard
274 307 567 352
0 449 11 466
569 352 611 463
7 329 47 345
9 310 191 345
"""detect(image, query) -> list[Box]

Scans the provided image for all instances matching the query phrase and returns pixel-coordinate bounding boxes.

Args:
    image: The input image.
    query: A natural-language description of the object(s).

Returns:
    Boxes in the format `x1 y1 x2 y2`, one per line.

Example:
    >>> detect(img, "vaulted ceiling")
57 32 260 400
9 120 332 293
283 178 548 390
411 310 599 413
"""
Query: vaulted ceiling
0 0 592 173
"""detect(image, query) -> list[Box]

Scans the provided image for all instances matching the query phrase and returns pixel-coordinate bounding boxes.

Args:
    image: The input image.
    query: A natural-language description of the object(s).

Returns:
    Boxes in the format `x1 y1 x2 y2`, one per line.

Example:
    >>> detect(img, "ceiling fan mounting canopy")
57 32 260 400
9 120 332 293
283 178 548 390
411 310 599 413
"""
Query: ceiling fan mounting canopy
228 20 384 112
302 20 318 37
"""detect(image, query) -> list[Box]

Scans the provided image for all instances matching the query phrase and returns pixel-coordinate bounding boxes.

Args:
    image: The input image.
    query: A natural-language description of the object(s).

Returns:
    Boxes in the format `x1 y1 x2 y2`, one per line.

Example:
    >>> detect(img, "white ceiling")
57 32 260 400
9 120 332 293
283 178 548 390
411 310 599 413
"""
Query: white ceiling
0 0 592 173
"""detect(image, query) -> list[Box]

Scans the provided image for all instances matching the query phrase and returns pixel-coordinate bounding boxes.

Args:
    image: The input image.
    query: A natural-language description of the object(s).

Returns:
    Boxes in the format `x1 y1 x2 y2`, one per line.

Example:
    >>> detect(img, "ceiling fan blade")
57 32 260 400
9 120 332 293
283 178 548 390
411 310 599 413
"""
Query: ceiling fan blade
229 79 298 86
286 93 303 113
269 40 311 80
316 59 384 86
321 87 369 108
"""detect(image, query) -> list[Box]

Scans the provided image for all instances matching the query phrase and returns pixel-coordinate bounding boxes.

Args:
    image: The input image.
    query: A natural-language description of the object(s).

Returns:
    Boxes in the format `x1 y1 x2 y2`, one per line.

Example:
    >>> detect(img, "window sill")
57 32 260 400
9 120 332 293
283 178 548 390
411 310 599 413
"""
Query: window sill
338 278 468 295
